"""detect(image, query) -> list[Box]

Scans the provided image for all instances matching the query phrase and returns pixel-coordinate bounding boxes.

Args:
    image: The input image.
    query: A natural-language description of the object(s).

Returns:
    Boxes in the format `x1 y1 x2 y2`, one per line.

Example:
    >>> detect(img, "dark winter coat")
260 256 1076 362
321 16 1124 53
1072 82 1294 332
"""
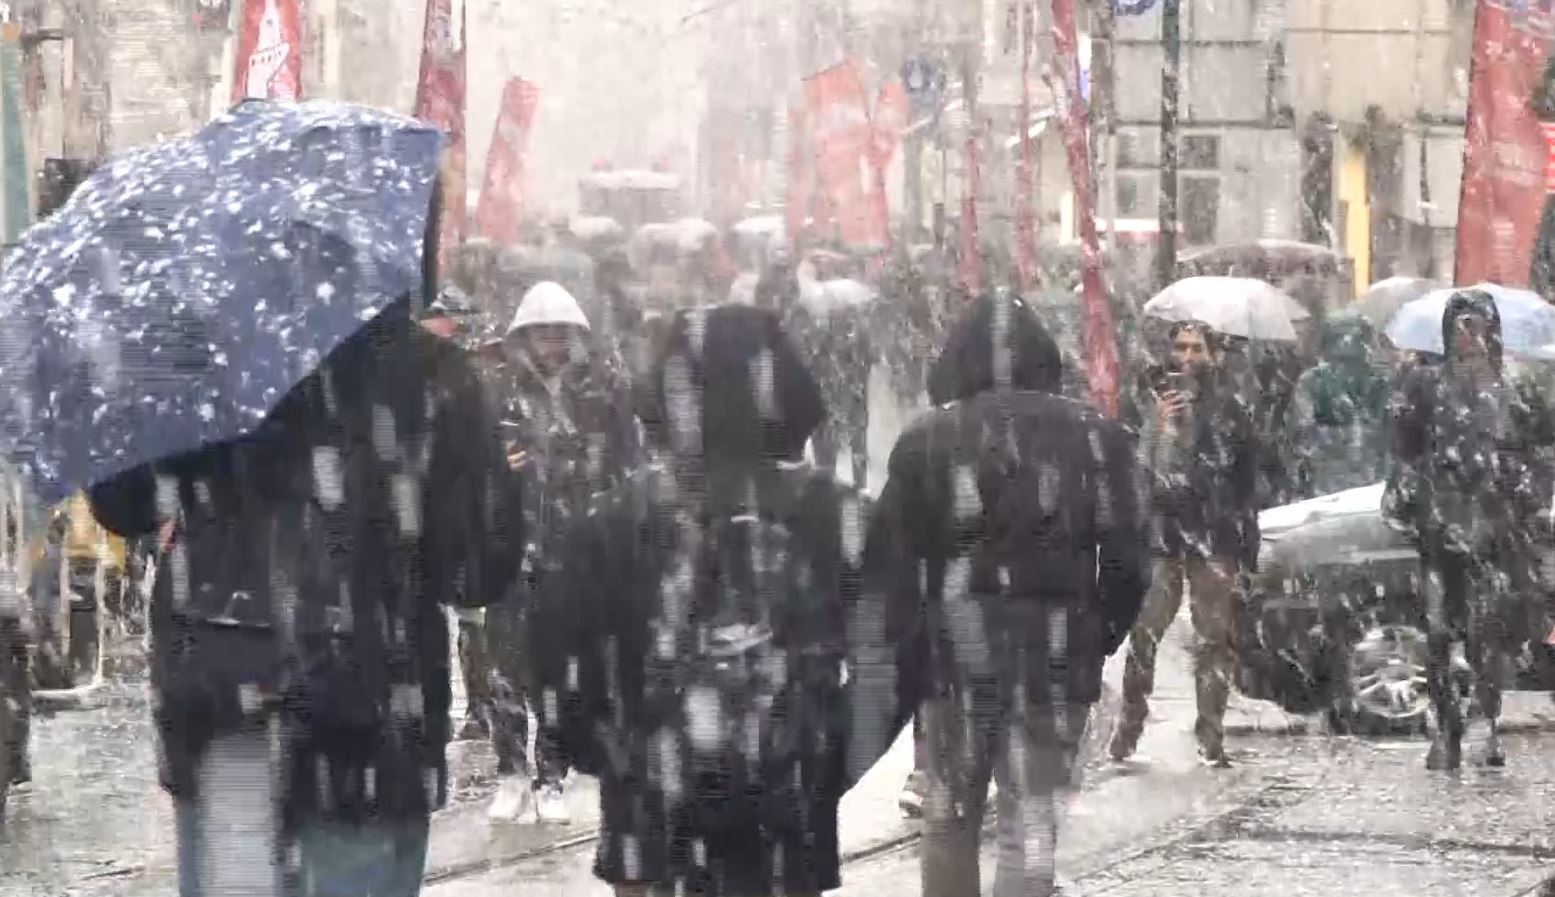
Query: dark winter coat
487 350 642 577
1128 353 1261 568
531 305 898 896
1384 289 1555 558
88 302 525 828
873 294 1151 709
1286 314 1391 498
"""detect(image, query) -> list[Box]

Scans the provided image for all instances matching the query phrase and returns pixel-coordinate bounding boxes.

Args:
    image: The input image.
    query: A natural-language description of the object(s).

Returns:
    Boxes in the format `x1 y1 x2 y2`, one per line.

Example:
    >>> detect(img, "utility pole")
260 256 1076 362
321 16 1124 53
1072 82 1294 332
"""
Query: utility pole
1155 0 1180 290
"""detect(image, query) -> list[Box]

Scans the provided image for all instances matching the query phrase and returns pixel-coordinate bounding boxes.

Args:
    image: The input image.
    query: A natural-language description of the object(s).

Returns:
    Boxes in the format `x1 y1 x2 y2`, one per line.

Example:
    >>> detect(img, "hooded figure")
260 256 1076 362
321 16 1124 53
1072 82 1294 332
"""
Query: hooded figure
1385 288 1555 769
482 279 643 824
530 305 900 897
1285 313 1391 498
86 288 526 895
871 293 1150 897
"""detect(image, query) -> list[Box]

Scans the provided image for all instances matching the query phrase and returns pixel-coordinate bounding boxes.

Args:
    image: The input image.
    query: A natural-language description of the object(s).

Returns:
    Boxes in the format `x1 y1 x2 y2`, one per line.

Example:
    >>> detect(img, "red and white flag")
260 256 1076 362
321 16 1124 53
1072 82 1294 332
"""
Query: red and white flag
1052 0 1120 417
475 78 540 246
415 0 468 267
231 0 302 103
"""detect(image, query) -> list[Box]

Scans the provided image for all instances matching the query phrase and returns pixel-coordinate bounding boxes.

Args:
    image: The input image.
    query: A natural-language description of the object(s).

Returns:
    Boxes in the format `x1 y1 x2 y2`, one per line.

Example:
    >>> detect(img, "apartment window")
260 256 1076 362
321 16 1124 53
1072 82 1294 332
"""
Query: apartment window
1117 174 1151 216
1181 176 1220 245
1116 132 1143 168
1181 135 1220 171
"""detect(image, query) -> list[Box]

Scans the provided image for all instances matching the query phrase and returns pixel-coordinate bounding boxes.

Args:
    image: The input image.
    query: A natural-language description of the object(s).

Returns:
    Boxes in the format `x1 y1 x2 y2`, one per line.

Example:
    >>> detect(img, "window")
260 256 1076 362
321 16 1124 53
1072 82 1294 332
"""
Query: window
1181 135 1220 171
1181 176 1220 245
1116 132 1143 168
1117 175 1151 216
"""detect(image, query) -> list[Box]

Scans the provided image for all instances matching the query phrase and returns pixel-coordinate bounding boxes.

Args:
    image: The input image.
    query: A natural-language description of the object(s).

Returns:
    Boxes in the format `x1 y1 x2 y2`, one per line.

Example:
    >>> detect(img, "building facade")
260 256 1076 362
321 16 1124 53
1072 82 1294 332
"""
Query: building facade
1111 0 1302 253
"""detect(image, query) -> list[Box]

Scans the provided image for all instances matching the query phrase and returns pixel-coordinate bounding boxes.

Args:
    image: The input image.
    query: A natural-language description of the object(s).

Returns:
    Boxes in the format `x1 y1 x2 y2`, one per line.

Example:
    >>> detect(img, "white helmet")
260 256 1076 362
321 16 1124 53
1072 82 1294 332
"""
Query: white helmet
507 281 591 335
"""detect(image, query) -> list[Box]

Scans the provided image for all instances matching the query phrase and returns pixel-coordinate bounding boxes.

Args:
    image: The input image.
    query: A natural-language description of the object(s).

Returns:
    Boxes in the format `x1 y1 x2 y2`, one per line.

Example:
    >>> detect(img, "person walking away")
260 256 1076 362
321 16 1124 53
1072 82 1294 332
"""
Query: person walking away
1285 313 1391 499
86 284 525 896
870 293 1150 897
417 285 504 744
484 280 642 825
531 304 904 897
1109 320 1260 768
1384 289 1555 769
787 294 874 490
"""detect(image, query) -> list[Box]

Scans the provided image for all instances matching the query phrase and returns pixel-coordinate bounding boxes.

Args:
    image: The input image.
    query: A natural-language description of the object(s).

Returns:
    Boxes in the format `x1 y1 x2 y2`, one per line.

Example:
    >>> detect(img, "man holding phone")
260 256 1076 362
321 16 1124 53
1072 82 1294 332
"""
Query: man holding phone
1111 321 1261 768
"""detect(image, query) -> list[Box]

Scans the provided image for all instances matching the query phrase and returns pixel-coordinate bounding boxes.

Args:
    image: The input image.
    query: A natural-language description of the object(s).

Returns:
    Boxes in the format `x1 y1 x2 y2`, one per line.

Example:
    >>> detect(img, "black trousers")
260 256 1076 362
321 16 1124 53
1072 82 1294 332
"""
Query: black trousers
1422 544 1519 739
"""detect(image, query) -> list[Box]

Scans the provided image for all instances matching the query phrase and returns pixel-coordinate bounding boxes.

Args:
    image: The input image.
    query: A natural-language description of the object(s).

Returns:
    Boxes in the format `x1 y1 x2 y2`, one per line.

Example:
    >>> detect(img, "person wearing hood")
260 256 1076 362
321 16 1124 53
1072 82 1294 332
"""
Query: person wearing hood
872 293 1150 897
529 304 903 897
84 244 527 897
1384 289 1555 769
1109 320 1260 769
483 280 643 824
1285 313 1391 499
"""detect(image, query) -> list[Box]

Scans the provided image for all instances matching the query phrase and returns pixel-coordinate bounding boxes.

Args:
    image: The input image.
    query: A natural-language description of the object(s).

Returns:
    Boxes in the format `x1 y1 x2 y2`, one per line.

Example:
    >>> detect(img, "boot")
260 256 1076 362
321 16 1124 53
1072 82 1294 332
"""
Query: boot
1426 725 1462 771
1476 721 1507 768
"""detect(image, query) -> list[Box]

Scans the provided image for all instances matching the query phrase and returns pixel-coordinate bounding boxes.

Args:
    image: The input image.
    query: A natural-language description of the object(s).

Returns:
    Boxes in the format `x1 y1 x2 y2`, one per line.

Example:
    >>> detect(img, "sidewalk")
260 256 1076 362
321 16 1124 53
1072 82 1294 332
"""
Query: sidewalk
422 595 1259 894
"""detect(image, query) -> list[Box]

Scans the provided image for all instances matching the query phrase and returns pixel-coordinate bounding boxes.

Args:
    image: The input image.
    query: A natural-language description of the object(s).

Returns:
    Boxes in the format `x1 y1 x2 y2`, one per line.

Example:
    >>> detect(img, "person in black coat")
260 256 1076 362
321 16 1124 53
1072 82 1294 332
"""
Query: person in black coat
87 295 524 897
869 292 1150 897
530 304 903 897
1384 288 1555 769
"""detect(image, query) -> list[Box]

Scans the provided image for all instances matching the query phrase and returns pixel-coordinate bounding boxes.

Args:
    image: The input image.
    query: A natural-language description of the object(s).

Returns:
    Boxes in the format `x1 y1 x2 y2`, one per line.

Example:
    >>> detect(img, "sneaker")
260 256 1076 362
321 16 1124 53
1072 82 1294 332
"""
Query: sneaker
488 774 535 823
897 773 925 819
1475 727 1507 769
535 781 571 825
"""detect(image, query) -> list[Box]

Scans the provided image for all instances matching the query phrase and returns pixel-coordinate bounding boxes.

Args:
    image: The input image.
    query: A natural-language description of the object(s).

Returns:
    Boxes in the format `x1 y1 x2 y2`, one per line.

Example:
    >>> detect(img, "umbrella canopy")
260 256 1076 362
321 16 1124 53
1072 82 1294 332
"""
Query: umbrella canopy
569 215 624 242
0 99 444 505
1384 283 1555 357
1355 276 1440 330
1144 276 1311 341
733 215 783 238
1177 239 1345 279
797 277 877 318
670 216 718 252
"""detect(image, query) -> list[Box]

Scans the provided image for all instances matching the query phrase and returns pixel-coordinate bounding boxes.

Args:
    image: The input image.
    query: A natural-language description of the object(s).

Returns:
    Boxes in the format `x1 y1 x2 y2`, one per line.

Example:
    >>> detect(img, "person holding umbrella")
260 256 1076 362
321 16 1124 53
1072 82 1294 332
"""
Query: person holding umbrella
1110 318 1261 768
0 103 526 896
1384 288 1555 769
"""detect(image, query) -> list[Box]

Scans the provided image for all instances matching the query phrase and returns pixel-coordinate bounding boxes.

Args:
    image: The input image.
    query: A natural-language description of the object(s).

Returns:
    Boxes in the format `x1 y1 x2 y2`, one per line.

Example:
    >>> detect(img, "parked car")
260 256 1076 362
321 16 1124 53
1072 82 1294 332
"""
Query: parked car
1238 482 1555 732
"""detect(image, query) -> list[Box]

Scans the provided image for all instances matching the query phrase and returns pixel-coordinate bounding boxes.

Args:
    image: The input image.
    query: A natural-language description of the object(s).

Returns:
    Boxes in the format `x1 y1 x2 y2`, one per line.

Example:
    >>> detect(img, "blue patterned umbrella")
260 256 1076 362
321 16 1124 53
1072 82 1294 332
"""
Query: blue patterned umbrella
0 99 445 506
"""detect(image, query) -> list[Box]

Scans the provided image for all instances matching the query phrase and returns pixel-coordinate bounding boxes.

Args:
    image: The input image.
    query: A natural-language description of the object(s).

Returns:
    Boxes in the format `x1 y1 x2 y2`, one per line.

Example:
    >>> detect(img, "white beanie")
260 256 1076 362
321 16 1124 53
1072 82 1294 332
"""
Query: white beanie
507 281 591 335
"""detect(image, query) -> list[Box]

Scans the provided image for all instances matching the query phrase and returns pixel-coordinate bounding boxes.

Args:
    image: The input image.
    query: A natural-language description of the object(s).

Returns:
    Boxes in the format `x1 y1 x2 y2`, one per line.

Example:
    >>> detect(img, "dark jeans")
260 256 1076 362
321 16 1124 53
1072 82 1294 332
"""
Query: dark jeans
487 597 569 784
1423 546 1518 742
174 728 430 897
0 615 26 786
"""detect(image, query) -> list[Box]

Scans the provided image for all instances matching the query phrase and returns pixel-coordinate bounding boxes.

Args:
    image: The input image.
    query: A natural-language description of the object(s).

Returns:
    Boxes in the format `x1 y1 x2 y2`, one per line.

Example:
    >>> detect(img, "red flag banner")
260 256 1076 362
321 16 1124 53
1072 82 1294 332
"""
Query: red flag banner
475 78 540 246
415 0 468 270
231 0 302 103
1051 0 1120 417
804 61 887 248
1455 0 1555 286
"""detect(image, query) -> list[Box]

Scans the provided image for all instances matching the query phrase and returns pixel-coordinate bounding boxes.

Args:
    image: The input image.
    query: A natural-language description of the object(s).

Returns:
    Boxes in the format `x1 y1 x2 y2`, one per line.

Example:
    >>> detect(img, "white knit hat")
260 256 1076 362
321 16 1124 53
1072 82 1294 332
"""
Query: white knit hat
507 281 591 334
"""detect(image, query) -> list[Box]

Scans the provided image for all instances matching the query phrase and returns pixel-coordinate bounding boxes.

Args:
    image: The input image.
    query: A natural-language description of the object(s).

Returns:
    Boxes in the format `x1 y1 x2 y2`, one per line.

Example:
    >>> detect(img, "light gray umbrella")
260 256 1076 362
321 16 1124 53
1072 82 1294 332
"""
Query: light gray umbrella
1356 276 1440 330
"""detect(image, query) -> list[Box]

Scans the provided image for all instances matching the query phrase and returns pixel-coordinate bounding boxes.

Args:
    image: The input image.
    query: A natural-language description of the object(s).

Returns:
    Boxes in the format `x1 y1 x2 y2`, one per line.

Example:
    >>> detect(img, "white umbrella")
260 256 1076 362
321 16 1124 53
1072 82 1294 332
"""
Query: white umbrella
1144 276 1311 341
798 277 876 317
672 217 718 251
733 215 784 237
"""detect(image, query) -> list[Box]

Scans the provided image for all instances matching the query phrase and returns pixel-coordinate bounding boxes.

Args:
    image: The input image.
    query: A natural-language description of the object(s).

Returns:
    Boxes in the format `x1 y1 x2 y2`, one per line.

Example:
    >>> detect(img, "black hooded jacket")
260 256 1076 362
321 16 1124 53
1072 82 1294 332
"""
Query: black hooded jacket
870 293 1151 708
531 305 899 896
1385 289 1555 557
87 302 525 827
